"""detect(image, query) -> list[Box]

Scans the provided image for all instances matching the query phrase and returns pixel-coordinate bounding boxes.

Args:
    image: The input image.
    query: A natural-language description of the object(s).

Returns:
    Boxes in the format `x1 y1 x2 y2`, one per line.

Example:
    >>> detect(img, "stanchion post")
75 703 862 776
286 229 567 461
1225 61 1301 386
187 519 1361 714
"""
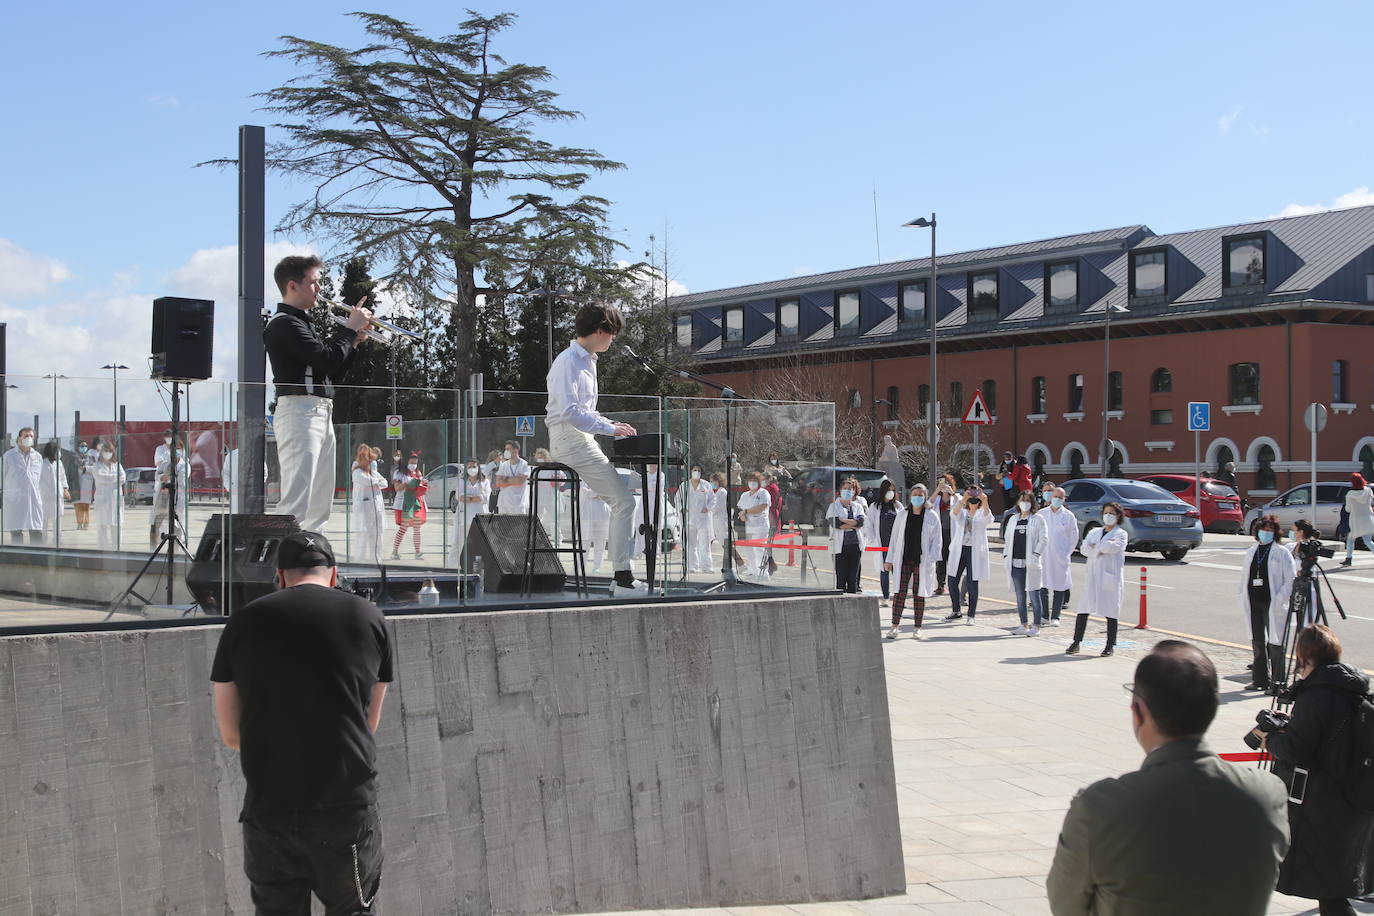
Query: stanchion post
1136 566 1149 629
786 520 798 567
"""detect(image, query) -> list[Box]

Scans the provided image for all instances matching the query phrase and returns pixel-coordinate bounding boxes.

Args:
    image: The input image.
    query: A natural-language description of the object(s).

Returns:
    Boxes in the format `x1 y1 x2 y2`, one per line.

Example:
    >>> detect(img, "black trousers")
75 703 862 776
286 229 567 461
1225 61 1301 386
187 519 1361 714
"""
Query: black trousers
242 805 383 916
1248 598 1271 687
834 542 862 593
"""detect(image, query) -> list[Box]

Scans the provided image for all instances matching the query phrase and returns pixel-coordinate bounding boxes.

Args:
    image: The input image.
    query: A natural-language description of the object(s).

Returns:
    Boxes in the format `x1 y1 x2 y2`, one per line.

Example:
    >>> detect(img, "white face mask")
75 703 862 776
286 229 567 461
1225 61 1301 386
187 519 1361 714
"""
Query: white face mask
408 462 418 471
369 459 378 471
100 450 113 459
883 490 895 501
1102 513 1118 526
691 470 701 480
504 449 514 460
840 488 853 501
748 481 760 490
18 436 33 448
467 466 478 477
1019 502 1032 513
164 437 172 445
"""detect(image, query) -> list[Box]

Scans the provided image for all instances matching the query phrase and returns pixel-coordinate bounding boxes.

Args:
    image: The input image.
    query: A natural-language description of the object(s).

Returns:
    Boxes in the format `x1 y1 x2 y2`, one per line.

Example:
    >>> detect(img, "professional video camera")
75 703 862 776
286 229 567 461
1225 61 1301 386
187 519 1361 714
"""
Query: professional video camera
1295 538 1336 564
1243 708 1290 750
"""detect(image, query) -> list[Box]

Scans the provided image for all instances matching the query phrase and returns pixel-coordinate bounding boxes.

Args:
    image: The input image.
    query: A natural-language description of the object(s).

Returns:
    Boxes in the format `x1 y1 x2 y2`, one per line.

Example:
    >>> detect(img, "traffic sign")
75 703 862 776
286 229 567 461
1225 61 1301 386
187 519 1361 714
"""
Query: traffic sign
962 389 993 425
515 415 536 437
1303 403 1328 434
1186 402 1210 432
385 414 403 440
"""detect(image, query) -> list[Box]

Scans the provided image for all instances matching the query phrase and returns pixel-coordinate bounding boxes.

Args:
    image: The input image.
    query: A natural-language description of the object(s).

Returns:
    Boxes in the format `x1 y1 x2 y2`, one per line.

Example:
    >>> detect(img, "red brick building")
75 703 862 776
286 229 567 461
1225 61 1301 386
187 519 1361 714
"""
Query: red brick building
669 207 1374 501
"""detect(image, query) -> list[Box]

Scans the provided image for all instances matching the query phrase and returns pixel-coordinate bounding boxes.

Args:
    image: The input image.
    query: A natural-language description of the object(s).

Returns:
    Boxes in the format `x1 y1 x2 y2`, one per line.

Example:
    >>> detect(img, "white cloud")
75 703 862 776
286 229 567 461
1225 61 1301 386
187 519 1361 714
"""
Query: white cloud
146 95 181 108
1218 107 1242 135
0 239 71 298
1271 186 1374 219
615 260 689 299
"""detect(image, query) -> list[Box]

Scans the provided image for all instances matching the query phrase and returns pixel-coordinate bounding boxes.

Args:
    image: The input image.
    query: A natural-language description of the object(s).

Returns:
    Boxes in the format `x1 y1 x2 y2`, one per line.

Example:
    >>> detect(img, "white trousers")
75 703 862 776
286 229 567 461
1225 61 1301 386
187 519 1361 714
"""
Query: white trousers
691 512 712 569
274 395 336 533
350 498 384 563
549 423 637 572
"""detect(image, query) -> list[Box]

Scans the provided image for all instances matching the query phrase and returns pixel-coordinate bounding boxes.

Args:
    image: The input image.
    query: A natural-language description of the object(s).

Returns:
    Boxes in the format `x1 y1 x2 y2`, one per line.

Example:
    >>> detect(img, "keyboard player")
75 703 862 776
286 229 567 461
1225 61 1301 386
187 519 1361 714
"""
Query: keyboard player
545 302 649 597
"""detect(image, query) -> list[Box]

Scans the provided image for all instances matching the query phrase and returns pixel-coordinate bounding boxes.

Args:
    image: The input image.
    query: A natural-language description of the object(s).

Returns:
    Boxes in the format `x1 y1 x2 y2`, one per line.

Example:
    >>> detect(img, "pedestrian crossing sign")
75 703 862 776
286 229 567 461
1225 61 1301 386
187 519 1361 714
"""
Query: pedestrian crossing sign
515 415 536 437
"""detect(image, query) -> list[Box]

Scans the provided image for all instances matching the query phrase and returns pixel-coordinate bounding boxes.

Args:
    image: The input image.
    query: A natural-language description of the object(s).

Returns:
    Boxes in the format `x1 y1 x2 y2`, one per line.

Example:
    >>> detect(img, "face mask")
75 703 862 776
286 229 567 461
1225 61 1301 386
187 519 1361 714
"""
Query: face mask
504 449 514 460
467 466 478 477
369 459 378 471
1289 530 1299 542
1257 530 1274 545
1050 497 1064 509
164 437 172 445
78 445 88 454
840 489 853 500
691 471 701 480
770 458 779 466
1019 502 1032 513
910 495 925 508
1102 513 1118 526
100 450 112 459
709 481 718 491
408 462 418 471
883 491 895 501
19 436 33 448
748 481 760 490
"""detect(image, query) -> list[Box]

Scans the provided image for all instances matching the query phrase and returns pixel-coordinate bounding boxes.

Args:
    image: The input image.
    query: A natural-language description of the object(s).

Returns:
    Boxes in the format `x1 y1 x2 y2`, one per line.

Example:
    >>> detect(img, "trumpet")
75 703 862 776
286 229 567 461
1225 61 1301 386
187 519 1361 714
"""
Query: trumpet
328 300 423 345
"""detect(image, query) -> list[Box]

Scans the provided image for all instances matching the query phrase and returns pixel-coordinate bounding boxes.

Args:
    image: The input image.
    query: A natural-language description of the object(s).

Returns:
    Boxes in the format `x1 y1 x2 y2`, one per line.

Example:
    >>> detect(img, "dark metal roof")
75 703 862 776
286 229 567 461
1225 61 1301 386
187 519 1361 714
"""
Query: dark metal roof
667 225 1150 308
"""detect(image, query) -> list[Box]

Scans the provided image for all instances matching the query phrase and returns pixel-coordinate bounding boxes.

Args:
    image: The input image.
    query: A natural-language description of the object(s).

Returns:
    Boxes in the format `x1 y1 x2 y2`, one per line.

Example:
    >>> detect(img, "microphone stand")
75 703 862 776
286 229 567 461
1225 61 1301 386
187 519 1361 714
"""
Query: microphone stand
623 346 771 591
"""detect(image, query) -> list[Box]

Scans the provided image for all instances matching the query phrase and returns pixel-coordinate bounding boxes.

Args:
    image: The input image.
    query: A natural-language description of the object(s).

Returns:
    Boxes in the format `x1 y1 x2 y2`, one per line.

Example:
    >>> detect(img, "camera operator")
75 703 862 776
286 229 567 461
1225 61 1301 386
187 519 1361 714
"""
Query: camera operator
1238 516 1297 694
1289 520 1333 628
1250 625 1374 916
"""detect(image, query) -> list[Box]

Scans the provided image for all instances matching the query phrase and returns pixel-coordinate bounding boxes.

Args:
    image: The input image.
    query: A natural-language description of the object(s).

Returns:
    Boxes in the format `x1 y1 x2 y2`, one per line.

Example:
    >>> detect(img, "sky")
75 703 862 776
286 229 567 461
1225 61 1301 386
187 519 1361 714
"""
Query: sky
2 0 1372 434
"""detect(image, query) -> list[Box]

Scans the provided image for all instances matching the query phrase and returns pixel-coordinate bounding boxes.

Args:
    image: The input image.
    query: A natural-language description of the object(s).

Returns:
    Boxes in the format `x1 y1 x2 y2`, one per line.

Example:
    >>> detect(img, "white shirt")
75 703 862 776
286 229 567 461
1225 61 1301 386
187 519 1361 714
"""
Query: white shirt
496 457 531 513
545 340 615 436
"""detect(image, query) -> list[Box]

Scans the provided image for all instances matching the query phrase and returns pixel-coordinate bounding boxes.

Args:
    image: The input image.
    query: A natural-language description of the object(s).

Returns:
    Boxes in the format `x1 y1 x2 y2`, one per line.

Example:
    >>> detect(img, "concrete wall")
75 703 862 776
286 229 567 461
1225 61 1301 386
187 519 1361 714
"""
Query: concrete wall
0 595 904 915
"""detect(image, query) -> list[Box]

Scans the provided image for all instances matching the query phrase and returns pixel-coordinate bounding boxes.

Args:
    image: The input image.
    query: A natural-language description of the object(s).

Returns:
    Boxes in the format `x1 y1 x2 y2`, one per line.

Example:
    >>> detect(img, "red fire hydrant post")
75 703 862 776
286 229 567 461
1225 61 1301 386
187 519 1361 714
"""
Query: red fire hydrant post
1136 566 1149 629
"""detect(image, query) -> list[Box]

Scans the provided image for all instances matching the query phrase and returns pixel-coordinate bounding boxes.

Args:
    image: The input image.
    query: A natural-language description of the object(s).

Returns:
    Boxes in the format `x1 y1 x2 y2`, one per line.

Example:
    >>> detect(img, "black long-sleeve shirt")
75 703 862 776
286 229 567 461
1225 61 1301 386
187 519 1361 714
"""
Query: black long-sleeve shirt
264 303 357 398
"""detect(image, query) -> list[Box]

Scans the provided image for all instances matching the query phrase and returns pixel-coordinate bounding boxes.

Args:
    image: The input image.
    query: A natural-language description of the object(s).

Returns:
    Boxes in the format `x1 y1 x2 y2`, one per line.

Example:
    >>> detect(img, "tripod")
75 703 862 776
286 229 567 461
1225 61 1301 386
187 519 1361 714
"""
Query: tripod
108 381 195 616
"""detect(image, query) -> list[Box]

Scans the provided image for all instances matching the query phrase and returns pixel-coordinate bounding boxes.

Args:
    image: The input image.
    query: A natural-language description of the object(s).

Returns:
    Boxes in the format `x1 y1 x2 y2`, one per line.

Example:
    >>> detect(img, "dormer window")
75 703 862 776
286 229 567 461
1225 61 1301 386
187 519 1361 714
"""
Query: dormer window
1046 259 1078 308
1130 247 1167 299
835 290 860 335
1224 234 1266 289
675 314 692 349
777 298 799 339
968 271 998 317
723 306 743 345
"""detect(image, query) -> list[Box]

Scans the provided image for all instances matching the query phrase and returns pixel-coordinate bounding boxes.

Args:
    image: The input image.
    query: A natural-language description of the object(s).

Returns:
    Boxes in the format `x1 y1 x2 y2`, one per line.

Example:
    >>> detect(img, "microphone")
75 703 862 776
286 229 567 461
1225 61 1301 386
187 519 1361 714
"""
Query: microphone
622 345 654 372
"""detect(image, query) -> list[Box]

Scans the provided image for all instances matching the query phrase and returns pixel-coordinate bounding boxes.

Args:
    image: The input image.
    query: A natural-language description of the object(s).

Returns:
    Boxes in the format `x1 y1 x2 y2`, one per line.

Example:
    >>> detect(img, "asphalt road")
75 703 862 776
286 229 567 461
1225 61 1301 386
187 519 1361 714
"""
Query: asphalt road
949 531 1374 671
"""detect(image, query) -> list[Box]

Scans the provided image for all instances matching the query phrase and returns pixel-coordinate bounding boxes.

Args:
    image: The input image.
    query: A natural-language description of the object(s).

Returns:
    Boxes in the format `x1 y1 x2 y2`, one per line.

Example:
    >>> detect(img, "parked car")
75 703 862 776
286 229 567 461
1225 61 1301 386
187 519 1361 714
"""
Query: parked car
124 467 157 506
782 466 888 528
422 462 464 512
1242 482 1350 537
1061 478 1203 561
1135 474 1244 534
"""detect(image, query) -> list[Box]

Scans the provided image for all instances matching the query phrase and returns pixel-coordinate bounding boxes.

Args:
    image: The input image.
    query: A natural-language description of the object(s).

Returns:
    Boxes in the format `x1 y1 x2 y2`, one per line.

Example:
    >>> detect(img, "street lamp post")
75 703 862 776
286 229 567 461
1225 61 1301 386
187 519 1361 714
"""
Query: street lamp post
101 364 129 464
903 214 938 485
41 374 69 444
529 286 575 373
870 398 893 466
1099 303 1125 476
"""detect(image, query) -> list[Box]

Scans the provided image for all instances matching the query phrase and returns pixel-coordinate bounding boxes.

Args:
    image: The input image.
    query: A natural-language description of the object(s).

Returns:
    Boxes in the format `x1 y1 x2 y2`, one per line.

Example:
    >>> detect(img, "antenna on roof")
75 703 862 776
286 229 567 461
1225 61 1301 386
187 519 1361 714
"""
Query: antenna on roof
872 186 883 263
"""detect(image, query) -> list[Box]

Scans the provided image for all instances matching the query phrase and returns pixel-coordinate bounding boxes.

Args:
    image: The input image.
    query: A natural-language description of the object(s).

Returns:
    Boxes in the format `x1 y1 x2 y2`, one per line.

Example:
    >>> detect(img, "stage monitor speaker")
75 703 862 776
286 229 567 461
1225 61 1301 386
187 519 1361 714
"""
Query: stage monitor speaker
151 296 215 381
185 513 300 614
466 514 565 593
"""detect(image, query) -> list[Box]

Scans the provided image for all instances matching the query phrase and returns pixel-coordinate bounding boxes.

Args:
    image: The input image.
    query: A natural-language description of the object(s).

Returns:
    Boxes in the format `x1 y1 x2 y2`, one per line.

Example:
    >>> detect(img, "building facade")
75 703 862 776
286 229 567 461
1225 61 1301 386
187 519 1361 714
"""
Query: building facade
668 206 1374 500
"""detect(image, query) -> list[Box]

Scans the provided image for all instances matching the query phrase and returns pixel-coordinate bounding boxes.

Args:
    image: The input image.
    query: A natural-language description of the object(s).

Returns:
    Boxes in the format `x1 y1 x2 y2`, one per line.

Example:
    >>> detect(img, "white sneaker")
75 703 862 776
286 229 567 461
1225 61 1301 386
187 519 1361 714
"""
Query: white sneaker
610 579 650 597
885 626 900 640
1048 618 1061 628
1011 625 1030 636
1028 626 1040 637
912 628 924 640
964 616 974 626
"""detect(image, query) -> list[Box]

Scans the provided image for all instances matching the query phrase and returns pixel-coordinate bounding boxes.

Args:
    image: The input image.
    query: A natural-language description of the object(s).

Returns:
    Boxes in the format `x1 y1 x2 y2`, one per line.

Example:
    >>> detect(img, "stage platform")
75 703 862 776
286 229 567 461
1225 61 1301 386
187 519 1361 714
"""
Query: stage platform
0 593 904 914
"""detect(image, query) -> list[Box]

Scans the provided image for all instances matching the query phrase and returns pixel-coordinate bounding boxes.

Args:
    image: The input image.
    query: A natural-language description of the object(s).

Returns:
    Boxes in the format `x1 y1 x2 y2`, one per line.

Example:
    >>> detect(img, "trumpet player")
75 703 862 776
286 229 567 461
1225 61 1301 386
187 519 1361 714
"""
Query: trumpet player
265 255 371 532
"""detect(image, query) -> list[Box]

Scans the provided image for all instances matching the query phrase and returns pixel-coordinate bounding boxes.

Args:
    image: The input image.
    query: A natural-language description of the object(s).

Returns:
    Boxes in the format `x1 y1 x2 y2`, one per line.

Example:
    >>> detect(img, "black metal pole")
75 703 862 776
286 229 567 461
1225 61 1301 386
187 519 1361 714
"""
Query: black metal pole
167 383 181 605
237 125 268 514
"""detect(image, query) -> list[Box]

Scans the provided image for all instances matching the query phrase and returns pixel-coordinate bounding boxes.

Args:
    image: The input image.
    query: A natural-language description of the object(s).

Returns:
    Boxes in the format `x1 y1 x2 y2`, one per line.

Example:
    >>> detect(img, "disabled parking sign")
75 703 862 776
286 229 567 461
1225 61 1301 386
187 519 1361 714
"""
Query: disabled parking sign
1187 402 1210 432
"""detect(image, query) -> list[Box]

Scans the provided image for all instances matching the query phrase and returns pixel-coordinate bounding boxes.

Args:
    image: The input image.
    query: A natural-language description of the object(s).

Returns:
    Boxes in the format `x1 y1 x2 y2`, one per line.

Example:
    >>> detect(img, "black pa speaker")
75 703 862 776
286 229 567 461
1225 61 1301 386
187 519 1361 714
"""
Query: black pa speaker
185 513 300 614
151 296 214 381
466 514 565 593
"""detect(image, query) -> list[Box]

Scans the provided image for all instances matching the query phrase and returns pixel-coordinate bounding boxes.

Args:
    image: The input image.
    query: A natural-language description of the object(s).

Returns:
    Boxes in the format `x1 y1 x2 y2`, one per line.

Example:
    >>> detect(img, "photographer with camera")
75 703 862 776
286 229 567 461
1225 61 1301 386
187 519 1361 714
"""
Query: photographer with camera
1249 625 1374 916
1238 517 1298 694
1289 521 1333 628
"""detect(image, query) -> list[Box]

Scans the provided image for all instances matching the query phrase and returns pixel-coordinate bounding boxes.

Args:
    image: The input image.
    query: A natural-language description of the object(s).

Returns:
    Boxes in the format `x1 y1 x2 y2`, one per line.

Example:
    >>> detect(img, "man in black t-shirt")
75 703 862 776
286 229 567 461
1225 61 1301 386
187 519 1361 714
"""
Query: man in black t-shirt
211 531 393 915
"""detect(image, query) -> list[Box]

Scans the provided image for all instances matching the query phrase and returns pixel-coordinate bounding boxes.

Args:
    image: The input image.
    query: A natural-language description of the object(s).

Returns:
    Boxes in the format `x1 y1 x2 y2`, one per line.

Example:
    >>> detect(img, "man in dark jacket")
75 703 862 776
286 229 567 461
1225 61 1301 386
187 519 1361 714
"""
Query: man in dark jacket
1256 624 1374 916
1049 640 1289 915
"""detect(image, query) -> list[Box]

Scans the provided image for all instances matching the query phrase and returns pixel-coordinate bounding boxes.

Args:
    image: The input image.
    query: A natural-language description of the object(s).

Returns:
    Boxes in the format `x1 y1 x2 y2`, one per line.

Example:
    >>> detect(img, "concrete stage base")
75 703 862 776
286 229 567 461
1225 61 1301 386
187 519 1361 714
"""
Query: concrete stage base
0 595 903 915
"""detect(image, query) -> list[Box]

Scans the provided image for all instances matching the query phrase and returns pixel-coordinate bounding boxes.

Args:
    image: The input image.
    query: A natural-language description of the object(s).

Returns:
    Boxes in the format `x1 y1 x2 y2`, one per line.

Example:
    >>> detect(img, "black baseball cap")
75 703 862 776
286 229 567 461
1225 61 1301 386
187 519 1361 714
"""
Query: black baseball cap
276 531 336 570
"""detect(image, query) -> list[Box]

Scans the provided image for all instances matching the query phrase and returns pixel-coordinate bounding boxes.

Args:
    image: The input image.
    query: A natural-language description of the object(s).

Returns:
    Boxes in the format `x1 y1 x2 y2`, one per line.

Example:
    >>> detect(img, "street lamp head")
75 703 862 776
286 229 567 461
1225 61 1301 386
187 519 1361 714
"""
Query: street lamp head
903 217 935 228
101 363 130 371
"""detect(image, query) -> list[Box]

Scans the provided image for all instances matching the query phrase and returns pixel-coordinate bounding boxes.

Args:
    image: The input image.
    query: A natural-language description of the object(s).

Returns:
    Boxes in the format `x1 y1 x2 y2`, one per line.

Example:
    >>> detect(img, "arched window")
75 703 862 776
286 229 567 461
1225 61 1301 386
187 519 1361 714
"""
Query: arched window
1215 445 1235 476
982 380 997 414
1068 449 1085 479
1333 360 1349 404
1361 445 1374 481
1257 445 1277 490
1150 368 1173 393
1107 371 1124 412
1108 447 1124 478
1030 448 1047 479
885 386 899 421
1030 376 1047 414
918 384 931 421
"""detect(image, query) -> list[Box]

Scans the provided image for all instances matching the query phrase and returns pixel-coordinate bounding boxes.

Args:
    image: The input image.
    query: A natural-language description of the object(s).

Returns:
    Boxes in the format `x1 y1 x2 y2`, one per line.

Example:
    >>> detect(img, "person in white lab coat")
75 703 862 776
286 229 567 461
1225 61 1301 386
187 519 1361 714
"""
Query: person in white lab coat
1341 473 1374 566
1067 501 1130 656
578 479 611 571
2 427 45 543
864 480 902 604
350 445 387 563
1238 516 1298 693
149 434 189 549
91 443 125 549
1036 486 1079 627
1002 491 1048 636
678 464 714 572
708 472 729 570
39 441 69 543
737 471 773 579
532 447 566 543
883 484 943 639
75 440 95 530
826 475 868 593
945 487 993 623
453 460 491 569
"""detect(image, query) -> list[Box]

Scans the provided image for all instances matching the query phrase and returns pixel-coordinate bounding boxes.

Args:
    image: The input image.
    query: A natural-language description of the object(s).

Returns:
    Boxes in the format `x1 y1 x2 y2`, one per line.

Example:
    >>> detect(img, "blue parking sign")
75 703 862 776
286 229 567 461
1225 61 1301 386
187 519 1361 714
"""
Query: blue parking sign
1187 402 1210 432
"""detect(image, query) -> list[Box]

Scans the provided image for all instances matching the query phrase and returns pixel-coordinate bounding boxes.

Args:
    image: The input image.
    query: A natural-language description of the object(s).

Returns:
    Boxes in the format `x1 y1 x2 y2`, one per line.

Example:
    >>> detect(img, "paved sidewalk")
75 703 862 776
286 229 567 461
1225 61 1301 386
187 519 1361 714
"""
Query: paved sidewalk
588 596 1374 916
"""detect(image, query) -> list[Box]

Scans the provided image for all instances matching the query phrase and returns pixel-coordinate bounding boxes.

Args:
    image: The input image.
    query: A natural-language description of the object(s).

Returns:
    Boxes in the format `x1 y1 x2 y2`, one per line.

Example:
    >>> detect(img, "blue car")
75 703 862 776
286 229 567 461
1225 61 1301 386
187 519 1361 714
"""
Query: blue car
1061 478 1203 562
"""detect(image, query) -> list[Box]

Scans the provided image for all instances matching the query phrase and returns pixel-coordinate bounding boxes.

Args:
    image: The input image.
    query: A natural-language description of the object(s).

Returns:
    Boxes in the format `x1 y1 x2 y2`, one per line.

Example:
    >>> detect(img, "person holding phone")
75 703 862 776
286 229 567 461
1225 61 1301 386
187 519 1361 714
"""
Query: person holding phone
945 486 992 623
1252 625 1374 916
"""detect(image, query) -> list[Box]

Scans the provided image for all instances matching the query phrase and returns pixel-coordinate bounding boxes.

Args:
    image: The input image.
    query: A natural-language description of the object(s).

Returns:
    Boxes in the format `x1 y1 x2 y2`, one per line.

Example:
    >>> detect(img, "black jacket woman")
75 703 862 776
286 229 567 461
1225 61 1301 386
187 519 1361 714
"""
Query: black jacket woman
1258 624 1374 915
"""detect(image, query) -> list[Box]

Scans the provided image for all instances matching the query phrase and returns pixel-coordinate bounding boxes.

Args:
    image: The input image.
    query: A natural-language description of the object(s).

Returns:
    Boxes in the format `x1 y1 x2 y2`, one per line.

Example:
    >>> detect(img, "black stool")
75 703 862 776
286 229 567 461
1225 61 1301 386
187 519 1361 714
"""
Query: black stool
523 463 587 598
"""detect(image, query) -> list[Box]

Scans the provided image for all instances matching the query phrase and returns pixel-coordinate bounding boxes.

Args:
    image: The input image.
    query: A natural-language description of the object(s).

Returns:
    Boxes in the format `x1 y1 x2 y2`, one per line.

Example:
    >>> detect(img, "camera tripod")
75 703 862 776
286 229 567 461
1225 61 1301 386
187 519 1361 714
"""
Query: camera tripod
1272 557 1348 698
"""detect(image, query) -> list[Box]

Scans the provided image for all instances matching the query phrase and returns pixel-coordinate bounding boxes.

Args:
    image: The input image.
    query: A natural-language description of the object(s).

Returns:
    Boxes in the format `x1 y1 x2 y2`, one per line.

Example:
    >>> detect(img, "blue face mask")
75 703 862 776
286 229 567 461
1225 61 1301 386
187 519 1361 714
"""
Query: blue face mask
1050 497 1064 509
840 489 854 501
909 495 925 508
1257 530 1274 545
